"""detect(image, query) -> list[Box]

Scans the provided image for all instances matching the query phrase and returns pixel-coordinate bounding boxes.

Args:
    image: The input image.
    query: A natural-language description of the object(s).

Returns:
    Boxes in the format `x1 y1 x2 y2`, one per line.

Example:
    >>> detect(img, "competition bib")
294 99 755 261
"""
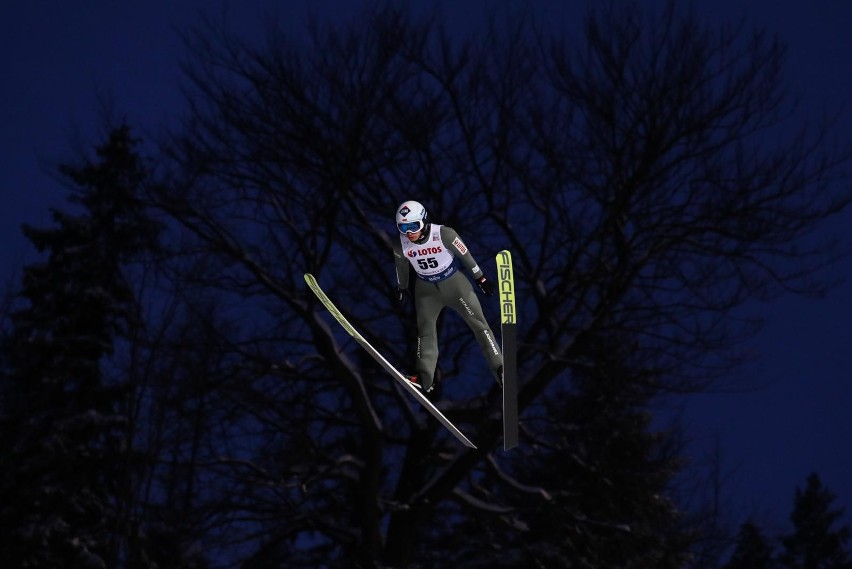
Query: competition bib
400 224 458 282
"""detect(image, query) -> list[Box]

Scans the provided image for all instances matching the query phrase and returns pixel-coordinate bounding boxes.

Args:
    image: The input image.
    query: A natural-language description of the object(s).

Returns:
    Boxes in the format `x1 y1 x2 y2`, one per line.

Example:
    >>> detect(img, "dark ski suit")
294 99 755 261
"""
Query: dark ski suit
393 223 502 390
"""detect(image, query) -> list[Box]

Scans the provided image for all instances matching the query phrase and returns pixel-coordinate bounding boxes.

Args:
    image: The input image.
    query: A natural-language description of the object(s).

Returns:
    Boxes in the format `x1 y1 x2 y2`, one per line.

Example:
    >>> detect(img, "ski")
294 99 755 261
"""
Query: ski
304 273 477 449
496 250 519 450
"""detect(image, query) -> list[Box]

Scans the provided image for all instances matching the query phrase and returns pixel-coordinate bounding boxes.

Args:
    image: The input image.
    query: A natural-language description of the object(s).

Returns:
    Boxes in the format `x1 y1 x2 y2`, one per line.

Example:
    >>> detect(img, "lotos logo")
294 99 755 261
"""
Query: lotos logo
416 246 442 255
407 250 418 257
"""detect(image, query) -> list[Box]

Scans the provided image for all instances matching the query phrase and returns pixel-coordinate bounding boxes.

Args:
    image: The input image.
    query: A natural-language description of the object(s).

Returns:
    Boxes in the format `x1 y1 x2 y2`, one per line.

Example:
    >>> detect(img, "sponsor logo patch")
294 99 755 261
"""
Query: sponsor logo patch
453 237 468 255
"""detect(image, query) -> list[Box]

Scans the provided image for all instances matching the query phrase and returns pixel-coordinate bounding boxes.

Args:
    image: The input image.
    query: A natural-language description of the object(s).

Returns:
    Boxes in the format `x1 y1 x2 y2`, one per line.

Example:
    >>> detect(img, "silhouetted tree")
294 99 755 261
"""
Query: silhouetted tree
779 473 852 569
724 520 778 569
437 331 692 568
118 287 226 569
146 1 852 566
0 125 158 567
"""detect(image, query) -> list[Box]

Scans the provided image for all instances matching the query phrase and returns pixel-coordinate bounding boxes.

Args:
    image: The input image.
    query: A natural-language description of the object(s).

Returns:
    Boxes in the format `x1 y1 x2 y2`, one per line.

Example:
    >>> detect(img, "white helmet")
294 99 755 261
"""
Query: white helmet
395 200 428 234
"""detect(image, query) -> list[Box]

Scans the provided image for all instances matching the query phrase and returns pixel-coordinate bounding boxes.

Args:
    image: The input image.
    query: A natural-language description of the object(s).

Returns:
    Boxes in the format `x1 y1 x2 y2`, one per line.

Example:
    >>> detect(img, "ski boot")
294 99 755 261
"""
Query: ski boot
406 374 434 392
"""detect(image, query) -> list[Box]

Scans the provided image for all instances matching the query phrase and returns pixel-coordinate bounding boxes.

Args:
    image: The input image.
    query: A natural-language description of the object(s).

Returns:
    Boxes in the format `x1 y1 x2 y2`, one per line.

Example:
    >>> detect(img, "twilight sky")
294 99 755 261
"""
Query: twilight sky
2 0 851 533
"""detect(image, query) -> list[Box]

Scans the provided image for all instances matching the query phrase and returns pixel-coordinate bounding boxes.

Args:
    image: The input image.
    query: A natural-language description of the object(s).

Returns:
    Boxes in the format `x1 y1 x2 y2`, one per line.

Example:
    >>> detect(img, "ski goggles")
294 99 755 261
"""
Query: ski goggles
397 220 425 234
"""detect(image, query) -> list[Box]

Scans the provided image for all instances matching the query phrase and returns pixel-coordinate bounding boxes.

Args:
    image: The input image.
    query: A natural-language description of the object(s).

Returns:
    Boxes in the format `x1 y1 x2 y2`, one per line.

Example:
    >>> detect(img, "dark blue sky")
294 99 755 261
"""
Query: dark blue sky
3 0 851 533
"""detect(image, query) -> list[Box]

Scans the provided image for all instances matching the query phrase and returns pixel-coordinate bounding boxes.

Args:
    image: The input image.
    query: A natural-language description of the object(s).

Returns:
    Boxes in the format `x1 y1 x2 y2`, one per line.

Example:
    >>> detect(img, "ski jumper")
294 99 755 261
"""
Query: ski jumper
393 224 503 389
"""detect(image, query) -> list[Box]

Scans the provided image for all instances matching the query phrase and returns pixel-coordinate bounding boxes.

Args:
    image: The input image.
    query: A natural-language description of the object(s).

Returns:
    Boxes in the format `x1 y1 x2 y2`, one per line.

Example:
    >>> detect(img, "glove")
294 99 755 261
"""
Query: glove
397 287 410 304
476 276 494 297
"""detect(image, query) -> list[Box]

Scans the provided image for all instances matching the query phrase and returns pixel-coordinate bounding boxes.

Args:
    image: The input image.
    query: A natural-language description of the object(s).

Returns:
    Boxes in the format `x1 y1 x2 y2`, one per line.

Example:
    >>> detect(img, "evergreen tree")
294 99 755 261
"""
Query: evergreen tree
780 473 852 569
724 520 777 569
0 125 157 567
